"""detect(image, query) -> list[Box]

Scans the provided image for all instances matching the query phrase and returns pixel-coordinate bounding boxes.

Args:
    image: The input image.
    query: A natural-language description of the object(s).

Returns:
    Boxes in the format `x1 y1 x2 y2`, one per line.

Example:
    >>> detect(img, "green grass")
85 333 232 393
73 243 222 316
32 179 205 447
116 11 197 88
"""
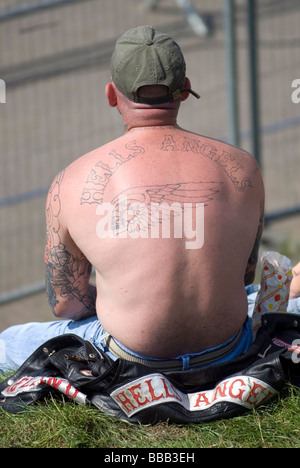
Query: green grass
0 385 300 448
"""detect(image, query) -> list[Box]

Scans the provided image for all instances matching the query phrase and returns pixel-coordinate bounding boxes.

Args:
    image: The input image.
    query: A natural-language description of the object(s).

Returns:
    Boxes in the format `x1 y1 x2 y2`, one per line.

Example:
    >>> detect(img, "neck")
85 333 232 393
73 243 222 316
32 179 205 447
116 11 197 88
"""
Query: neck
125 123 181 134
123 107 179 133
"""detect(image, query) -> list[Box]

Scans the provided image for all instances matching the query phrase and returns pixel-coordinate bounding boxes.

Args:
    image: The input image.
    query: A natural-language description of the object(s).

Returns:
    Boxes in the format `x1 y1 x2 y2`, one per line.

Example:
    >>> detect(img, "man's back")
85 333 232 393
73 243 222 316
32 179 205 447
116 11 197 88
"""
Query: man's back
60 125 264 358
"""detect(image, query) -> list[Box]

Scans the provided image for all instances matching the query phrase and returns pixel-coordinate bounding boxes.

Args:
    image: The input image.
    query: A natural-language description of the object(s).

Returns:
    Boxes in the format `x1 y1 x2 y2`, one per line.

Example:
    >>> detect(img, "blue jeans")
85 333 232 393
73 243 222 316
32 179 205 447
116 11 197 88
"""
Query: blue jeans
1 286 300 372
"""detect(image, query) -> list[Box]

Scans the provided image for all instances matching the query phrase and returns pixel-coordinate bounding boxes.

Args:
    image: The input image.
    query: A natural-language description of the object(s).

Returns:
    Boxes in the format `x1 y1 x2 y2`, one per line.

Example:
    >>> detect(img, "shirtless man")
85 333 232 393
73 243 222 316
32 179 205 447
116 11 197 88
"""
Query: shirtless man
44 25 263 361
1 26 299 371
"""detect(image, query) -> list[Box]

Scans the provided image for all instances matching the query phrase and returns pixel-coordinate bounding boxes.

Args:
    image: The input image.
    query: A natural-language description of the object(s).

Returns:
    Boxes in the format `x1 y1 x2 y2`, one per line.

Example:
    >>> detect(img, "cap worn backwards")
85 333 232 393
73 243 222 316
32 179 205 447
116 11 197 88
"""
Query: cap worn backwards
111 25 200 105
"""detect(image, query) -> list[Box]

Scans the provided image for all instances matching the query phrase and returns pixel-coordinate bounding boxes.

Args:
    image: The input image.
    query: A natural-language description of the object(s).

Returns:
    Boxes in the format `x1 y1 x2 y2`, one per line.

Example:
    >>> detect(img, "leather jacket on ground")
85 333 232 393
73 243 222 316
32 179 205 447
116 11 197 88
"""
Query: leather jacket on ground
1 313 300 424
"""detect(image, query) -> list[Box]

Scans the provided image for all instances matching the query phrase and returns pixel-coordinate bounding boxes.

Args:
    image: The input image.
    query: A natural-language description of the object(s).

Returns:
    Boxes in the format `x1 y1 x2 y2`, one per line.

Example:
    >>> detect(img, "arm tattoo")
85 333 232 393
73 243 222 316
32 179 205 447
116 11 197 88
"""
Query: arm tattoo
45 170 96 319
45 247 96 319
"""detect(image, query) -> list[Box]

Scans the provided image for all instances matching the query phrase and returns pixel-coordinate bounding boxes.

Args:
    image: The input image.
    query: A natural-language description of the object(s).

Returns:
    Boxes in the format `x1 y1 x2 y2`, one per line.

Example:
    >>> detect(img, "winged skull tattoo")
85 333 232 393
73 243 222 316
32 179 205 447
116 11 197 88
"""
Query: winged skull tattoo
110 181 223 236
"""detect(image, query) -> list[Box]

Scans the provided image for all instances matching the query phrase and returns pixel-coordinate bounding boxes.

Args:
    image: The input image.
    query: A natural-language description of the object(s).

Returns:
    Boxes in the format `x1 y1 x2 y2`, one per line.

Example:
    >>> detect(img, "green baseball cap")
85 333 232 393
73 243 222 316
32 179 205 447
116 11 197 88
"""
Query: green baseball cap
111 25 200 105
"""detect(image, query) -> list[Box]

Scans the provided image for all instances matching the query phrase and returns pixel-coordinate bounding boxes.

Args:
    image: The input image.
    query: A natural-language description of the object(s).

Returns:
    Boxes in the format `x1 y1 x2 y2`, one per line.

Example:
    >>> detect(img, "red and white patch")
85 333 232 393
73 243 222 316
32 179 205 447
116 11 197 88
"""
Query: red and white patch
111 373 277 417
1 376 87 405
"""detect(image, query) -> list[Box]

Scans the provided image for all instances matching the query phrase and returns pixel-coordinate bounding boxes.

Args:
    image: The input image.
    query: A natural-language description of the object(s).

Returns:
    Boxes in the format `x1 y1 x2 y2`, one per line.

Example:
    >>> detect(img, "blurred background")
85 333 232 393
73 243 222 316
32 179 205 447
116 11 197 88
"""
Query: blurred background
0 0 299 329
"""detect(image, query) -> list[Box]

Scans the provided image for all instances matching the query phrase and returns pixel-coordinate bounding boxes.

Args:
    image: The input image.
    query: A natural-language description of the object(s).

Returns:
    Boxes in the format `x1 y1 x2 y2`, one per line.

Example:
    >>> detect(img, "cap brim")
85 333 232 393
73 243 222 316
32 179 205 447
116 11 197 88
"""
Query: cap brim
136 88 200 105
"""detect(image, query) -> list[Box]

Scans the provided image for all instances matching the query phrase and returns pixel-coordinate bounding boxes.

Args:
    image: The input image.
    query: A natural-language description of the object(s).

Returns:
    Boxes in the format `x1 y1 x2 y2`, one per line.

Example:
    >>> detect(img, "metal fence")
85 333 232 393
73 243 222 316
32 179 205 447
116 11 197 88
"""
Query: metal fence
0 0 300 304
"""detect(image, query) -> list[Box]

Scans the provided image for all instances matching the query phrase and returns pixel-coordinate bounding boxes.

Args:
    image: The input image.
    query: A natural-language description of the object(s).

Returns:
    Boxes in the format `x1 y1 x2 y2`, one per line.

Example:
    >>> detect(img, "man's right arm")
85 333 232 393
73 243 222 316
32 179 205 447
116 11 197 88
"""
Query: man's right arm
45 170 97 320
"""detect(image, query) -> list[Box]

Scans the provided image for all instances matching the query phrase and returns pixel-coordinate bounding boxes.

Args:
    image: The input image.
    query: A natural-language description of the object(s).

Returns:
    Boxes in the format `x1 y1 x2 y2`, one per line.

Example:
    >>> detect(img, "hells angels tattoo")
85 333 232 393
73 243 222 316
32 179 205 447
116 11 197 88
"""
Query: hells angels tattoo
80 141 145 205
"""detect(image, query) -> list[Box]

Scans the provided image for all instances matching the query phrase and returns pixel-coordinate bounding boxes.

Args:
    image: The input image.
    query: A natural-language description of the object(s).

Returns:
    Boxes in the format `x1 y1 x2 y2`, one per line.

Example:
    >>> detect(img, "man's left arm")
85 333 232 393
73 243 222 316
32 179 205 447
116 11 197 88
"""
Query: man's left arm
244 211 264 286
244 163 265 286
44 170 97 320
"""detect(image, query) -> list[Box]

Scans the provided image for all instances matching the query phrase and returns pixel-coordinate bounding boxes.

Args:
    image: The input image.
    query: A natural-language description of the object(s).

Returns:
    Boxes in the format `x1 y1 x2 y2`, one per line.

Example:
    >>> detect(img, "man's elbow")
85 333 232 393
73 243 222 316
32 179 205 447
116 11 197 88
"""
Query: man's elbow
46 291 70 319
49 298 96 321
49 300 70 319
52 305 68 319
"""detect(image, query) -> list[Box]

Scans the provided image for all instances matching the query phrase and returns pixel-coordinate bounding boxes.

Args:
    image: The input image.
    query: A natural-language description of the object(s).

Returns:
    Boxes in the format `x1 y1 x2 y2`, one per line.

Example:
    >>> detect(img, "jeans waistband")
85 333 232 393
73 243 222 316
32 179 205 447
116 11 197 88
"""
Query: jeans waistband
103 326 244 372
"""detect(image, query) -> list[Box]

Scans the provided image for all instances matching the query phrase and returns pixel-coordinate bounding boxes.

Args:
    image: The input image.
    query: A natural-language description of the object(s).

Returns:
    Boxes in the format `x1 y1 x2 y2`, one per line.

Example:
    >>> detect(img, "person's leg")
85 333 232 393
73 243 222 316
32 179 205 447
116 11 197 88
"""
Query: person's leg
0 316 105 372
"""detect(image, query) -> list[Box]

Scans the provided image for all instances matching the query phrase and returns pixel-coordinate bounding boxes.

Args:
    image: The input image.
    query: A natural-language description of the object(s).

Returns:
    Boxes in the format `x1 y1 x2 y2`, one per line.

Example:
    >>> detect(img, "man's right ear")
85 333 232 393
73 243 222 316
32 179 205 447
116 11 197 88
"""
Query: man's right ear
105 83 118 107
